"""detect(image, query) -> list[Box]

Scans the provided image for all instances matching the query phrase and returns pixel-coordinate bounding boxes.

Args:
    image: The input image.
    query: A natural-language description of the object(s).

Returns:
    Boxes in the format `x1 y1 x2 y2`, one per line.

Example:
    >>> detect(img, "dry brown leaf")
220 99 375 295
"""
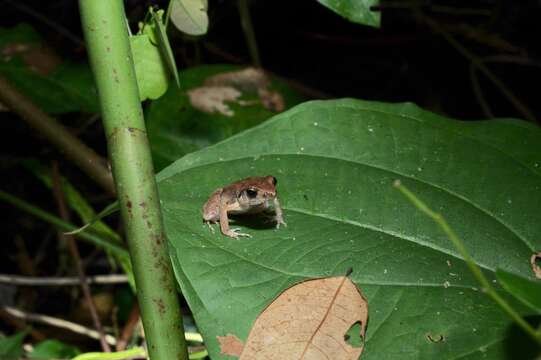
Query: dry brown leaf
531 252 541 279
218 276 368 359
187 86 241 117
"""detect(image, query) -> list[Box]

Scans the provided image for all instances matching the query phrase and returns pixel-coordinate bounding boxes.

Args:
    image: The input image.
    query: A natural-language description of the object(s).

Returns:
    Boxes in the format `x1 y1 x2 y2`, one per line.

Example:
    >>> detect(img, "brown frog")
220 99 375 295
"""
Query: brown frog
202 176 286 238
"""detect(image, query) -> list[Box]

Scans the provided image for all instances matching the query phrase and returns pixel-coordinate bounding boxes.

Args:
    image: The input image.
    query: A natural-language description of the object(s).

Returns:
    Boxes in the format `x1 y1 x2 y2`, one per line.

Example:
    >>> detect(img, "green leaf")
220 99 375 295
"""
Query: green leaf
25 161 120 241
0 24 99 113
157 99 541 359
130 34 169 101
146 64 305 171
0 23 41 46
169 0 209 36
64 201 120 237
48 62 100 113
496 269 541 313
151 8 181 88
29 339 80 358
0 331 27 359
317 0 381 28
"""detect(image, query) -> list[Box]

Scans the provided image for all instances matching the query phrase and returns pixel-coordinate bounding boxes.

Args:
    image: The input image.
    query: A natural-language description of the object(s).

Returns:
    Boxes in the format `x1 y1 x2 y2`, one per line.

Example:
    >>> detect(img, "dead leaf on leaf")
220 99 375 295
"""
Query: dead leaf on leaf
217 334 244 357
204 67 269 92
218 276 368 359
189 67 285 113
1 43 61 75
257 87 285 112
187 86 241 117
531 252 541 279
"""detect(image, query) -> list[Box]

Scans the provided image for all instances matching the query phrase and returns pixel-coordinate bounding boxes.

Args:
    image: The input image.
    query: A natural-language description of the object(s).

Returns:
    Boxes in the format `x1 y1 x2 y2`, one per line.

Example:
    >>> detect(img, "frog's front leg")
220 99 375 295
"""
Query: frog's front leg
273 197 287 229
219 197 251 239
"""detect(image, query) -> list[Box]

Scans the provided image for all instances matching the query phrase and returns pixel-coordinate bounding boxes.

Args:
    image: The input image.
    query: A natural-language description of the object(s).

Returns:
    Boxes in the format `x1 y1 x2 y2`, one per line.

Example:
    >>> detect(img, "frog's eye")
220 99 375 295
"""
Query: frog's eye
246 188 258 198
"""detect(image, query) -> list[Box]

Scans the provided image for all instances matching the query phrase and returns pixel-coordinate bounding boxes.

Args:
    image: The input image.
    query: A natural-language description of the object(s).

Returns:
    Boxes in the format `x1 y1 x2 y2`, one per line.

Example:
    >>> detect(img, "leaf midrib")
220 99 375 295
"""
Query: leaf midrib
163 152 534 253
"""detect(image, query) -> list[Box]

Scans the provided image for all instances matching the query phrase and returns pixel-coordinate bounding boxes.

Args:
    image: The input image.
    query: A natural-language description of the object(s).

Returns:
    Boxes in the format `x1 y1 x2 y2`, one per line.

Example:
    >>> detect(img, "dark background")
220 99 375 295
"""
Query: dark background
1 0 539 121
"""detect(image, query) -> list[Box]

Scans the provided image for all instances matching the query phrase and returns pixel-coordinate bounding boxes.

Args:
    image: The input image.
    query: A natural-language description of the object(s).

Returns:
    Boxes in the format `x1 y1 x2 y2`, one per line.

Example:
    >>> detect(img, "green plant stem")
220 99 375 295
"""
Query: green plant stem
79 1 187 359
72 347 146 360
0 190 129 262
0 75 116 195
237 0 261 68
394 180 541 345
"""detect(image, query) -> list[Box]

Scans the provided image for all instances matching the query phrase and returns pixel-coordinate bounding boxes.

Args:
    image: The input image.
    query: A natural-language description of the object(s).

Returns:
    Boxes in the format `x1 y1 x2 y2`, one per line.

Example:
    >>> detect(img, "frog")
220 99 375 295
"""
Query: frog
202 176 286 238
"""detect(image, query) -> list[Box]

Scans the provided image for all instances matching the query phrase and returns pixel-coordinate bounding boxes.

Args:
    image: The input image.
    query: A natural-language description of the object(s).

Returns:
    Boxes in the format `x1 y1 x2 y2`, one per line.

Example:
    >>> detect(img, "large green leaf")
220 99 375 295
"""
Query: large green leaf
157 99 541 359
146 64 305 171
317 0 381 28
0 24 99 114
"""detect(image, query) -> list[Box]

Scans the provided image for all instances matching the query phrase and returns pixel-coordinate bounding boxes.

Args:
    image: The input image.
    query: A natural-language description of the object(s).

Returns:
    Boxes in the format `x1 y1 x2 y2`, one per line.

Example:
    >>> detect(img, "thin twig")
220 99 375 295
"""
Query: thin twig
1 306 117 346
0 75 115 195
203 42 332 99
4 0 84 46
373 2 493 17
420 15 537 123
237 0 261 68
116 301 140 351
52 162 111 352
0 274 128 286
0 308 47 341
481 55 541 67
469 64 494 118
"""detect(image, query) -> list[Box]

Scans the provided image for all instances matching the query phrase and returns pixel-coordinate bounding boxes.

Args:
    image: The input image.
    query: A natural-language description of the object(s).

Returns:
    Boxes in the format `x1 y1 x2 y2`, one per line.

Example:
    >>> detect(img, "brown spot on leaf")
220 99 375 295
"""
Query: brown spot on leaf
230 276 368 359
204 67 269 93
188 86 241 117
531 252 541 279
426 333 445 343
1 43 61 75
257 88 285 112
188 67 284 116
217 334 244 357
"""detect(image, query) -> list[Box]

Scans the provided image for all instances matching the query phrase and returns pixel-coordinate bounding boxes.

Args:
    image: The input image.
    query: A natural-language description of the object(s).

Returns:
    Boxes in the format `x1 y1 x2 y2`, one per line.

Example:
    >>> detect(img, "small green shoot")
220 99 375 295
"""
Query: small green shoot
393 179 541 345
